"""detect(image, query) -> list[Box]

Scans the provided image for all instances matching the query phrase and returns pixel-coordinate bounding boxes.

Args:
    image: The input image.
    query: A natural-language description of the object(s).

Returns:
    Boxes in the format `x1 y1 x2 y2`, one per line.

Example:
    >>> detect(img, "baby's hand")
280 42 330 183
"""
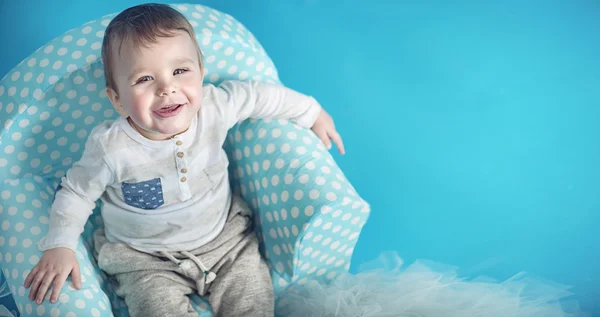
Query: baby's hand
311 109 345 155
24 247 82 304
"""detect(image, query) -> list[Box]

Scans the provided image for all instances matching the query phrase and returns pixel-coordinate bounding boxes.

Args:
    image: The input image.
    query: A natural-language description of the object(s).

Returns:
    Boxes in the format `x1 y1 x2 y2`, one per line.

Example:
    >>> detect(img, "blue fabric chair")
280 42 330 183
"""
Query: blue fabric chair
0 3 370 316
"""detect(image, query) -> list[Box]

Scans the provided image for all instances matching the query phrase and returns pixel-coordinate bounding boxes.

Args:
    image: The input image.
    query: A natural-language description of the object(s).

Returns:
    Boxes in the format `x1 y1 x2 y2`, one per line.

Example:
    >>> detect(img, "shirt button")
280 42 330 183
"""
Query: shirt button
180 177 187 183
181 168 188 173
177 152 184 158
176 140 183 146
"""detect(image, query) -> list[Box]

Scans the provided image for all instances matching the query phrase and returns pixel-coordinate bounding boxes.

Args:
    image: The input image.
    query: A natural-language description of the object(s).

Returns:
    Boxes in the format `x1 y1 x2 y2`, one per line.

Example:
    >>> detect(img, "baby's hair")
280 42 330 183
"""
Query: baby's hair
101 3 203 92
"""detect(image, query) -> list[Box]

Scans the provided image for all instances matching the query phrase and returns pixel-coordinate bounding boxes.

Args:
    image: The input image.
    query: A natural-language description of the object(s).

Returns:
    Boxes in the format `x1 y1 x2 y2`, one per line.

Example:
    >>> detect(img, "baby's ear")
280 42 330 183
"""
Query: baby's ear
106 88 129 117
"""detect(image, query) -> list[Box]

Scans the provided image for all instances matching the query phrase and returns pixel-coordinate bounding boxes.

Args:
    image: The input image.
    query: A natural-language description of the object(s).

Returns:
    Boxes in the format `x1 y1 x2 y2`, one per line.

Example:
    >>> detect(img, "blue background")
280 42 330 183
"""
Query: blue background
1 0 599 315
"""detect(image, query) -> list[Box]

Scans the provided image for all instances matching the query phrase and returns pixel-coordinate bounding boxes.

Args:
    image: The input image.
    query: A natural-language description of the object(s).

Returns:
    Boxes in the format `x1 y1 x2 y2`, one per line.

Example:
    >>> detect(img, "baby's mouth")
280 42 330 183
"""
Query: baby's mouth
154 104 184 118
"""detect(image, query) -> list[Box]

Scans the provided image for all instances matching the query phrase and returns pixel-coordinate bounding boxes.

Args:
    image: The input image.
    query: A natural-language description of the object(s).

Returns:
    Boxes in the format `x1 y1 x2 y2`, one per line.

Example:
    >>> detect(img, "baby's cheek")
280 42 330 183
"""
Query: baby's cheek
184 85 203 107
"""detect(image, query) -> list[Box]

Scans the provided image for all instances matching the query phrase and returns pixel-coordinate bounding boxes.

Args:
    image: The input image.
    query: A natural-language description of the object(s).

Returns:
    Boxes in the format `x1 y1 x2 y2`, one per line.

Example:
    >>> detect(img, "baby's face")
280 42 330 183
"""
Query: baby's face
107 30 204 140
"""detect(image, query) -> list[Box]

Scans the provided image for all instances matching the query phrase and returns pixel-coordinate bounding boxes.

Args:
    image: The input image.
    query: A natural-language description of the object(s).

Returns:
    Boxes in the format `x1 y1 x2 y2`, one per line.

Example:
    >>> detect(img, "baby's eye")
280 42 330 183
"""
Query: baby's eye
173 69 187 75
136 76 153 84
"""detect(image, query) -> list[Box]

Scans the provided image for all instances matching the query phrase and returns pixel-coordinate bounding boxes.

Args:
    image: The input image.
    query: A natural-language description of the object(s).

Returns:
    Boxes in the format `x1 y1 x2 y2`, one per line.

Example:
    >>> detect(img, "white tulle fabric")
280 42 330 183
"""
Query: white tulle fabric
276 252 588 317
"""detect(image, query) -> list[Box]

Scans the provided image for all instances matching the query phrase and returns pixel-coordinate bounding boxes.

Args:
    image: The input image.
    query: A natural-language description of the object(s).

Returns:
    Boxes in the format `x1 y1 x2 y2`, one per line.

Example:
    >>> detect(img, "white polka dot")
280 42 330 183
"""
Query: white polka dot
246 56 255 65
50 308 60 317
37 305 45 316
52 60 63 70
298 174 309 184
29 254 39 265
18 103 27 113
22 239 32 248
30 226 41 235
27 58 36 67
326 192 337 201
39 58 49 67
48 75 59 84
75 299 86 309
52 117 62 127
59 293 70 303
256 61 265 71
270 175 280 186
91 308 101 317
284 174 293 184
54 136 67 147
304 205 315 217
73 75 84 84
86 54 98 63
237 70 249 80
281 191 289 202
10 166 20 175
30 158 40 168
11 71 20 81
91 42 102 50
4 145 15 154
76 38 87 46
309 190 320 200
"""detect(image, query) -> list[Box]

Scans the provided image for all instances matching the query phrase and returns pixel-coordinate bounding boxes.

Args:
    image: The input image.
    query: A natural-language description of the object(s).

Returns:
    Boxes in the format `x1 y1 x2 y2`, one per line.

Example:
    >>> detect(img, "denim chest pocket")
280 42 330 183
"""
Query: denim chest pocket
121 178 164 210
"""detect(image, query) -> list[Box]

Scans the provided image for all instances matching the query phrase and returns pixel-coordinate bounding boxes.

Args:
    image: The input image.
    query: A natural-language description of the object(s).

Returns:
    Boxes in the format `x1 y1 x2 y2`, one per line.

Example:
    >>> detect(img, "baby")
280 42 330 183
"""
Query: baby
23 3 344 317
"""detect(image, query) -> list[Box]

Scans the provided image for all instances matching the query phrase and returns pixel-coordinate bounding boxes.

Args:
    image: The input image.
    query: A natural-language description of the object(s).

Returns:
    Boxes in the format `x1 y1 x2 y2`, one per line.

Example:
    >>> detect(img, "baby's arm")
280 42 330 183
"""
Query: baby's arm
207 80 321 129
24 133 112 304
207 80 345 153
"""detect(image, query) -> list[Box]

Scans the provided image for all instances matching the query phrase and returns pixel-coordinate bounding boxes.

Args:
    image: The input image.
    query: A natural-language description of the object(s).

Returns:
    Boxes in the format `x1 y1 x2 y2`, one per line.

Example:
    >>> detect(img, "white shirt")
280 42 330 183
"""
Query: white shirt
38 80 322 253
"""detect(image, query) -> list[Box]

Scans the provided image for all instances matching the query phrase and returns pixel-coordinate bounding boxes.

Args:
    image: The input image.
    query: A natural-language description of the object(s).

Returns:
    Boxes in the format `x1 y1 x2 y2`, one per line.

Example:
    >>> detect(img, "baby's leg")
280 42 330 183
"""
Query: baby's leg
114 270 199 317
208 233 274 317
94 229 201 317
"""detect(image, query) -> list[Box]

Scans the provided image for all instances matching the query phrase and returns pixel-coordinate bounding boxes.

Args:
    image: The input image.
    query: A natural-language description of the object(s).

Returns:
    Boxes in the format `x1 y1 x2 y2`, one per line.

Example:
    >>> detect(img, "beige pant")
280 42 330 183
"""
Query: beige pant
93 196 274 317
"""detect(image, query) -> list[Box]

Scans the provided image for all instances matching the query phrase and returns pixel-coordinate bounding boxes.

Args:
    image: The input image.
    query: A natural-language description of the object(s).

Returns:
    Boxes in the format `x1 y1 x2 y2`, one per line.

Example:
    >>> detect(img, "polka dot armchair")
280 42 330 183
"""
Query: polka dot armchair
0 3 370 316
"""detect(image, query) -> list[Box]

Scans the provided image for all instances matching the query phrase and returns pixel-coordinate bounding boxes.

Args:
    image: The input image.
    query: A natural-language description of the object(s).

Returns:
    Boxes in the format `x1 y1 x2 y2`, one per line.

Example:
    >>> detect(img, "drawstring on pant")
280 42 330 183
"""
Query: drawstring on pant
160 251 217 284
